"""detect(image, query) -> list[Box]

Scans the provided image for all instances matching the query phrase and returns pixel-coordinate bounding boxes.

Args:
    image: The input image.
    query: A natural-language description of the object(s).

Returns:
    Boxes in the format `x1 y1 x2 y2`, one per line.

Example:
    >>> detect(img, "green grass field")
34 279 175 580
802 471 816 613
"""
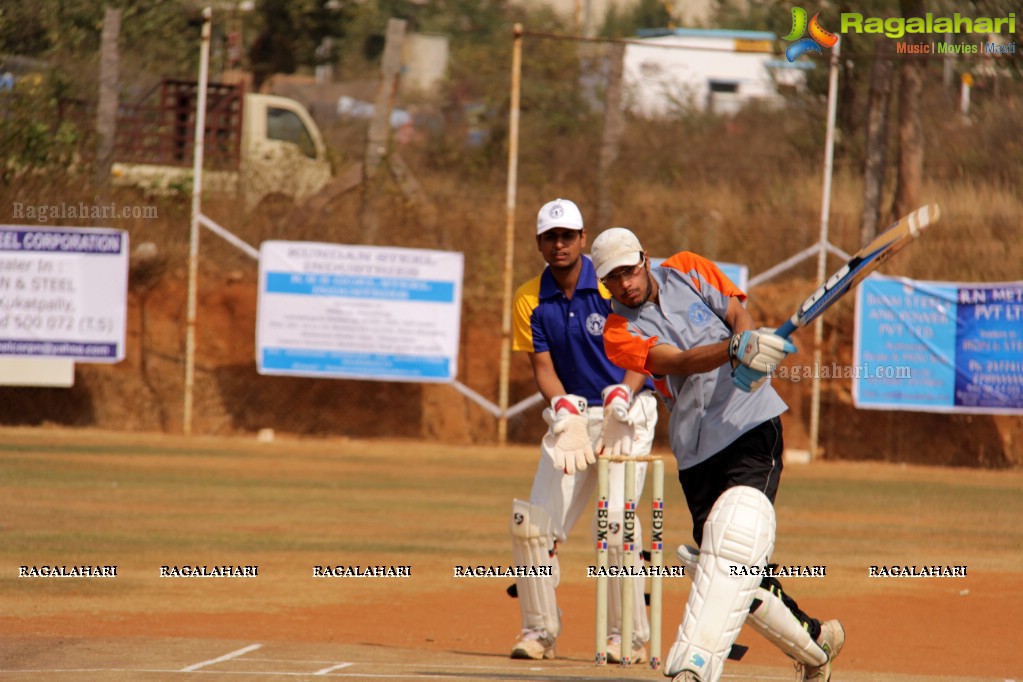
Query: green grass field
1 426 1021 680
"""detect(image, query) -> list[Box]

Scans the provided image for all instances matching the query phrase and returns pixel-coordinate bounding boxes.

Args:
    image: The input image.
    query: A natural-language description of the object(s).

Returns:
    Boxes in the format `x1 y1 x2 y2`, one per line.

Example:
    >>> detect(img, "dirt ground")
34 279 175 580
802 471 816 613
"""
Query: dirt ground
1 429 1021 680
2 576 1020 680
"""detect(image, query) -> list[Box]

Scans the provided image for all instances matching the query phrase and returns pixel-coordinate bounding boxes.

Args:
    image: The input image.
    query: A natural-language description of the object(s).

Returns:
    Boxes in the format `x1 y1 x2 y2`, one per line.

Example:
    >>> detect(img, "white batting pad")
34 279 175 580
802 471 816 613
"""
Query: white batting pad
676 544 827 667
664 486 776 681
510 499 560 636
746 585 828 666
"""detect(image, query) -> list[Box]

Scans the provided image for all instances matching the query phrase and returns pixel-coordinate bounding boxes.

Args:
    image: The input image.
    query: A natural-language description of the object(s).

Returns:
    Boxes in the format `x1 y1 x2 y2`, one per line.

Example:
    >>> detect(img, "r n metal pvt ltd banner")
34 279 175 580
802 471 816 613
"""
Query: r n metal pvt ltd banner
256 242 463 382
853 274 1023 414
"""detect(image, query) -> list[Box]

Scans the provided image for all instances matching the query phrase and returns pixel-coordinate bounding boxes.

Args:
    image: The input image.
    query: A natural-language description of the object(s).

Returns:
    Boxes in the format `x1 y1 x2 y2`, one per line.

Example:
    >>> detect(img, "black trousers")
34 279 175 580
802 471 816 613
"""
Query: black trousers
678 416 784 547
677 416 821 639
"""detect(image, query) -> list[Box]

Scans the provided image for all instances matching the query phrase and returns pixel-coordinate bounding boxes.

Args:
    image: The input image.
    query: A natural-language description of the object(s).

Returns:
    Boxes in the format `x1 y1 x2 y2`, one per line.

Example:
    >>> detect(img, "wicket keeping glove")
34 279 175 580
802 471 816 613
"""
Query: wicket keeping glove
595 383 634 457
542 394 595 475
729 327 797 373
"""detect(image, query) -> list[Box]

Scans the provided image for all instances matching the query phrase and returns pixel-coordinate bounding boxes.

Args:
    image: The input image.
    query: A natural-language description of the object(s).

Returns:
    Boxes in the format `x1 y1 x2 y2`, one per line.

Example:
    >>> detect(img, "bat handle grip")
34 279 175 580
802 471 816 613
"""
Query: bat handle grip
775 319 797 339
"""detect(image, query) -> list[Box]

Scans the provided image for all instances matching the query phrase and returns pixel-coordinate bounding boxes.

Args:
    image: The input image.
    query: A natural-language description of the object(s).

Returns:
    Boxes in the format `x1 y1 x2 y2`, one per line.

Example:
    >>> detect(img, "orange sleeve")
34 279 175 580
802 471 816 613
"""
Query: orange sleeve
603 313 659 375
659 252 746 302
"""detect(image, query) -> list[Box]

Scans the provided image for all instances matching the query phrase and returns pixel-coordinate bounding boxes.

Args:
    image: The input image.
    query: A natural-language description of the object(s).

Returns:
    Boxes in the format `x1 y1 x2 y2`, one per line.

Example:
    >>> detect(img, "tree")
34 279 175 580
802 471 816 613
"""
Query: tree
247 0 353 89
860 37 895 243
248 0 298 89
893 0 926 220
600 0 670 38
0 1 198 86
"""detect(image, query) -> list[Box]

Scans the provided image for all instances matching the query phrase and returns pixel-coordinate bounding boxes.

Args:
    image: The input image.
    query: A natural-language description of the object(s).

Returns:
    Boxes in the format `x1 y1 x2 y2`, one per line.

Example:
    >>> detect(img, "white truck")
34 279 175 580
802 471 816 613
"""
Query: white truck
111 79 332 211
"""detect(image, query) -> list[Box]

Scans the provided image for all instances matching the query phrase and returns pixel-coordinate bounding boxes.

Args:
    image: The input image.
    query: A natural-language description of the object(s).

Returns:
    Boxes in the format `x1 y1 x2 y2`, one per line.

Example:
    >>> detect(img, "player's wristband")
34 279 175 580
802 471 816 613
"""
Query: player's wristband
551 394 587 418
728 333 743 362
601 383 632 408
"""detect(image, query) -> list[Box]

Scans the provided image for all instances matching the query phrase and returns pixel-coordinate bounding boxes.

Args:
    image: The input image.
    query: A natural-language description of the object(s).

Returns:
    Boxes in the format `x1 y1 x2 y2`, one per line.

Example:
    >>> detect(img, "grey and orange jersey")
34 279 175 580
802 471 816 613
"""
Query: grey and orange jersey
603 252 786 470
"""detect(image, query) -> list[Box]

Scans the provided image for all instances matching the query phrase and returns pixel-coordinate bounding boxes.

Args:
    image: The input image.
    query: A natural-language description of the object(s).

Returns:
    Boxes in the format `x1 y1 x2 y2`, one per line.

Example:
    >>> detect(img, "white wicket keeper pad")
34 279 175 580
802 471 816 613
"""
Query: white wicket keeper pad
664 486 776 682
510 499 560 636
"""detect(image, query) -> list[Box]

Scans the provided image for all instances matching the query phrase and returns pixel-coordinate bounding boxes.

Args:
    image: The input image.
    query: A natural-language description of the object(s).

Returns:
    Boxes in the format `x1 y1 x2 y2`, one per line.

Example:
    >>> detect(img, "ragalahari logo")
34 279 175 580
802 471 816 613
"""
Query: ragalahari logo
784 7 839 61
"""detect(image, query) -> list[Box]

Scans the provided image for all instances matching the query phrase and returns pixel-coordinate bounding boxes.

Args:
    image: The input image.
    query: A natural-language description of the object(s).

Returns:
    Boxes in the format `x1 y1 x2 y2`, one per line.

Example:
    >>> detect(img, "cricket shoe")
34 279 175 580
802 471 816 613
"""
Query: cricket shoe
795 620 845 681
510 628 556 660
670 672 702 682
605 633 647 665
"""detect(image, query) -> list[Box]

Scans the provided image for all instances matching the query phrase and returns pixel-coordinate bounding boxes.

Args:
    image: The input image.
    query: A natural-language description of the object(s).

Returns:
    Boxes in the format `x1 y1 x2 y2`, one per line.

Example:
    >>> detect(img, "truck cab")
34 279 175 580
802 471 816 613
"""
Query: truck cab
111 80 332 212
241 93 332 211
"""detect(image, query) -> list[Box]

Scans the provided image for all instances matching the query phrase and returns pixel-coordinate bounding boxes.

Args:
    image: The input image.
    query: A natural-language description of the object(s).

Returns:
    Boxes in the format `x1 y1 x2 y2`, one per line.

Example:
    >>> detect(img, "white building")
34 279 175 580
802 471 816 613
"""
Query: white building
622 28 812 117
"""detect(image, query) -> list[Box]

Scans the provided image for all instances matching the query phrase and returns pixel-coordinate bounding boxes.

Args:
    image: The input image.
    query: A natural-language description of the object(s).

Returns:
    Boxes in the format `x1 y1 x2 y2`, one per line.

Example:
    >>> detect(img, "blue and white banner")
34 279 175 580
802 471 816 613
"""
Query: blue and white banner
256 242 463 382
0 225 128 362
853 274 1023 414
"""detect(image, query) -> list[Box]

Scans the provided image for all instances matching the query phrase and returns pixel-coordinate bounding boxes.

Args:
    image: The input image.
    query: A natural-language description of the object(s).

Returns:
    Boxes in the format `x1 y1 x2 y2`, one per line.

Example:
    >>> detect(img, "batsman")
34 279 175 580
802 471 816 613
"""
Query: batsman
593 227 845 682
507 199 659 663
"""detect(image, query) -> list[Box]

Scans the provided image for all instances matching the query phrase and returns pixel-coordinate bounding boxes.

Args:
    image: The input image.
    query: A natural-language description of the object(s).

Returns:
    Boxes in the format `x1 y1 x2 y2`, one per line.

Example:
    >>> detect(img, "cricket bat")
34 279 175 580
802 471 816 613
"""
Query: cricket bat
776 204 940 338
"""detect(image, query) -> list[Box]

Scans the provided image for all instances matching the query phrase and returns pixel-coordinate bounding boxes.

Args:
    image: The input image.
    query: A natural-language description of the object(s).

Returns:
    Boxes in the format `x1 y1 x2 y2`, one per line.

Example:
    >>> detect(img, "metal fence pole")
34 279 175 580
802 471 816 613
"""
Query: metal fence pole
183 6 212 435
498 24 523 445
810 37 841 460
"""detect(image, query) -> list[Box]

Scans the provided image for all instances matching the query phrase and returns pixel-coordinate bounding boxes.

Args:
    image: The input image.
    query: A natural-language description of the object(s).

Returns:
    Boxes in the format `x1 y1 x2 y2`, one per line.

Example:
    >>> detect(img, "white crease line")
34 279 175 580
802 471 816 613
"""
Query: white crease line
180 643 263 672
313 663 355 675
241 658 351 665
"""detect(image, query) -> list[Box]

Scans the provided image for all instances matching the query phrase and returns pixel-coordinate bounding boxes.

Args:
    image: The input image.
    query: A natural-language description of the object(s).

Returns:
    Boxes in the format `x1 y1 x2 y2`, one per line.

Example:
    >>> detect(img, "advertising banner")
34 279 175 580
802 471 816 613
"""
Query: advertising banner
854 274 1022 414
0 226 129 362
257 242 463 382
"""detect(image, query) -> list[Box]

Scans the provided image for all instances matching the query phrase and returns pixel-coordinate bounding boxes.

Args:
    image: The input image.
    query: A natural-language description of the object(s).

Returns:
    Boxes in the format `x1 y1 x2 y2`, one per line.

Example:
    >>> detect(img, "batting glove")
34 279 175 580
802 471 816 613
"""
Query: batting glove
729 327 797 373
542 394 594 475
595 383 634 457
732 364 769 392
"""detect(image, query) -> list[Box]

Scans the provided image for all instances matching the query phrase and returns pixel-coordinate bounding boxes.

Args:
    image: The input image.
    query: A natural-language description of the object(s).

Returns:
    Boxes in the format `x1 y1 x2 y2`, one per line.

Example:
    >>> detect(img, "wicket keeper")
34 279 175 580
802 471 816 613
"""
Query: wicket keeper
507 199 659 663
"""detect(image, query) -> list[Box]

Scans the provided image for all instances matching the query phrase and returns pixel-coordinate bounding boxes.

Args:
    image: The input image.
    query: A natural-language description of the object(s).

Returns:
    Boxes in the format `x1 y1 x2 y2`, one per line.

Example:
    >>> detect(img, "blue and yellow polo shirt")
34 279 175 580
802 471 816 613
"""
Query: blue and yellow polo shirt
512 256 640 404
